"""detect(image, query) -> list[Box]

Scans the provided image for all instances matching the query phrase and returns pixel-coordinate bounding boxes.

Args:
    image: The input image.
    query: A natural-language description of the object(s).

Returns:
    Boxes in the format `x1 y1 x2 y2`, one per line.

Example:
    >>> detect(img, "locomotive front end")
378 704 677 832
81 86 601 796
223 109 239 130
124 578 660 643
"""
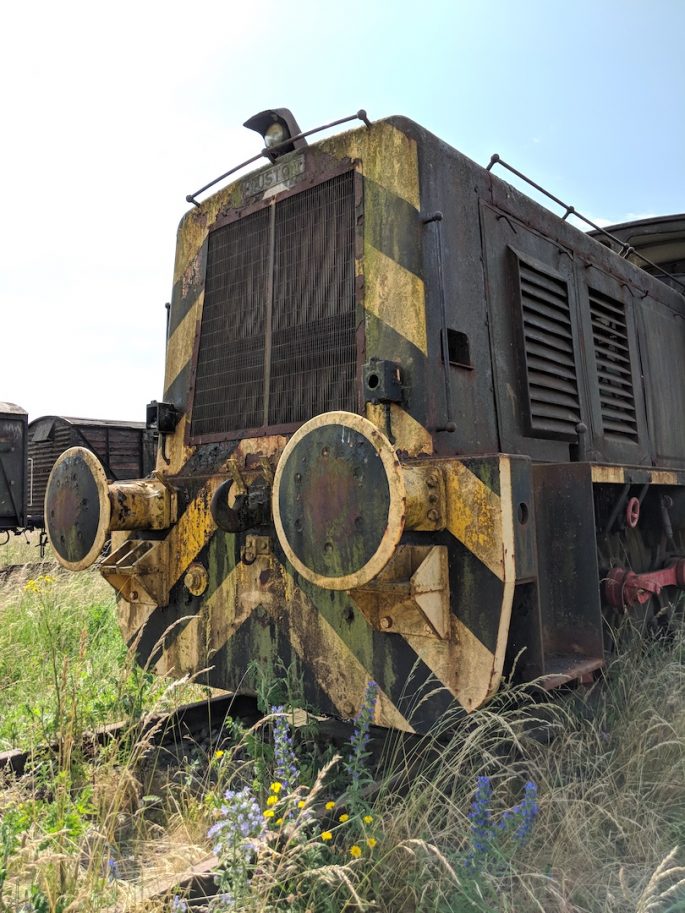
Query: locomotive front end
45 114 536 732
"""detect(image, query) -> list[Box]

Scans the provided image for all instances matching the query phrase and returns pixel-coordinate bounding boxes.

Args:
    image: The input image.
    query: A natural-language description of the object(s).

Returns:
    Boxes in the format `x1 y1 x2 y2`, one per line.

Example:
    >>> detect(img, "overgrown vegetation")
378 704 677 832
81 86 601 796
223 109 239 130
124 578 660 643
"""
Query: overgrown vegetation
1 537 685 912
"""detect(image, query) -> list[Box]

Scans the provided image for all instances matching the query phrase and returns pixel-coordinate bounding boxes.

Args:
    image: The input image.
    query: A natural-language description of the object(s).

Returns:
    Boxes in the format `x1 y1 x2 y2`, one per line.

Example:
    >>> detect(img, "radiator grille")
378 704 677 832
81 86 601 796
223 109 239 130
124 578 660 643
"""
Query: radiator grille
518 259 581 438
191 209 270 435
191 171 356 438
589 288 638 441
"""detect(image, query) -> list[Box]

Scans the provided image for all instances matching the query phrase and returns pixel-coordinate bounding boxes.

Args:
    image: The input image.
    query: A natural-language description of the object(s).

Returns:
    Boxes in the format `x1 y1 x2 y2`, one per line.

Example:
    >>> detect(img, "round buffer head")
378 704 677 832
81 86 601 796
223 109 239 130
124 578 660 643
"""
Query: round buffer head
45 447 111 571
272 411 406 590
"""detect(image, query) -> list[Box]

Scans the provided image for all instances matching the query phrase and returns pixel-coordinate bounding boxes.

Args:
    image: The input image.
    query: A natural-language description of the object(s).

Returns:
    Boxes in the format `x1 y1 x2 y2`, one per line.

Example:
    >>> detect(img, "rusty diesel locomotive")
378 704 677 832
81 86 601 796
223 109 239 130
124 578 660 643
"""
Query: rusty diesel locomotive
44 111 685 733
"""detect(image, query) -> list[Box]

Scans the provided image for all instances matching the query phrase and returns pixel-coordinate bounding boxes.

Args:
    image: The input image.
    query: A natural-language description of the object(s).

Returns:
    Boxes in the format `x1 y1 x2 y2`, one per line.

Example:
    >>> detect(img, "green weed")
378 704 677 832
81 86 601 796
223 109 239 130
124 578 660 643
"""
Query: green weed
2 541 685 912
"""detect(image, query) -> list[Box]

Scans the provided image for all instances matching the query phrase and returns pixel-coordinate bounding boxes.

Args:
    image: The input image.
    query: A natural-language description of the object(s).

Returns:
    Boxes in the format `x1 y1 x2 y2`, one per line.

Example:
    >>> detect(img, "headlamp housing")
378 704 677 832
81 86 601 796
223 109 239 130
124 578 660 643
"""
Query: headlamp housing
243 108 306 157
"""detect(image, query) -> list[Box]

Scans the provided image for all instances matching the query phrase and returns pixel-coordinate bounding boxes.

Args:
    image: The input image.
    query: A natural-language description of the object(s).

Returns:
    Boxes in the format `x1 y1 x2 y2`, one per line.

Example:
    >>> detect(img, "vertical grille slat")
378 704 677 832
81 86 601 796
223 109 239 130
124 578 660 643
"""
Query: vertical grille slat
589 288 638 441
191 171 356 438
517 258 581 439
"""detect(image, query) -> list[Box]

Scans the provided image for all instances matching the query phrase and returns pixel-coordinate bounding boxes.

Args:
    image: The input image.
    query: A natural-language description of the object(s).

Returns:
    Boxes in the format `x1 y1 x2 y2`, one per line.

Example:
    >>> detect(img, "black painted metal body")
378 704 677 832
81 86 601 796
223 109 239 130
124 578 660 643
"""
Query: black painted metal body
0 404 28 532
383 117 685 468
394 116 685 680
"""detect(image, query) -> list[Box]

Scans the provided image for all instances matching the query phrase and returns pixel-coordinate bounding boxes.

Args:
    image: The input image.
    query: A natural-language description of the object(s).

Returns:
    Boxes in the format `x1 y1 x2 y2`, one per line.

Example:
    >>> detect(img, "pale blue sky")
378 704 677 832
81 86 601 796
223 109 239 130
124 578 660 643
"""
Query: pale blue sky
2 0 683 420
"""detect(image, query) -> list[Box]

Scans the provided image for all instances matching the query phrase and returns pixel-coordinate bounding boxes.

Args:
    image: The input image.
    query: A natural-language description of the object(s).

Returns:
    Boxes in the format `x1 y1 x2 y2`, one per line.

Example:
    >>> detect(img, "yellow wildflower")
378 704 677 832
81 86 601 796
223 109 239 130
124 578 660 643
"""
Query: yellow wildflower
363 815 373 825
367 837 377 849
276 818 284 826
266 795 278 807
325 801 335 810
321 831 333 841
350 845 362 858
213 750 224 760
263 809 275 818
339 813 349 823
23 580 38 593
270 782 282 794
297 800 306 809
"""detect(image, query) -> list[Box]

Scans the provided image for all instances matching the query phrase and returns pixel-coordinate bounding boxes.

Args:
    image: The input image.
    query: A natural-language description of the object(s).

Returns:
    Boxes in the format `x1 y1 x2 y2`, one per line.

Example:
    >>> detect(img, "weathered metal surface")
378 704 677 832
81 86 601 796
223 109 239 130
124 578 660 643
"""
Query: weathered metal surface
184 562 209 597
531 463 604 666
349 544 450 639
210 476 270 532
45 447 111 570
108 477 176 530
604 561 685 609
0 403 27 531
108 478 176 530
273 411 405 590
46 448 176 571
403 463 446 531
101 538 170 608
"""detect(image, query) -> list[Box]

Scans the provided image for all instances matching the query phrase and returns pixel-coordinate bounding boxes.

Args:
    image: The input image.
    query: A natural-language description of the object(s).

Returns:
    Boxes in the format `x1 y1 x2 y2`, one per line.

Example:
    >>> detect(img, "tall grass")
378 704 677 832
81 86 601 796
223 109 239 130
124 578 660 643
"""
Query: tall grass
1 540 685 912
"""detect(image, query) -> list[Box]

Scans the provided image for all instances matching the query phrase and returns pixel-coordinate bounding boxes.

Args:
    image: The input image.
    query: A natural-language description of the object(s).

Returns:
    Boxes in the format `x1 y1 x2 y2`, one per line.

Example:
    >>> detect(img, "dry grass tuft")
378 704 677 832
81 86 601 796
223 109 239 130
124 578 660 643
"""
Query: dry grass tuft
2 539 685 911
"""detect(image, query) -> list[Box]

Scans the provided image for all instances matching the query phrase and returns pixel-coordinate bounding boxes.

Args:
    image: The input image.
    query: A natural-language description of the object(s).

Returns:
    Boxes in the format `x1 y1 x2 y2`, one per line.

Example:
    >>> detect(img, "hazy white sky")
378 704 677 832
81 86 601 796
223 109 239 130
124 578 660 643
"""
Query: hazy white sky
2 0 684 421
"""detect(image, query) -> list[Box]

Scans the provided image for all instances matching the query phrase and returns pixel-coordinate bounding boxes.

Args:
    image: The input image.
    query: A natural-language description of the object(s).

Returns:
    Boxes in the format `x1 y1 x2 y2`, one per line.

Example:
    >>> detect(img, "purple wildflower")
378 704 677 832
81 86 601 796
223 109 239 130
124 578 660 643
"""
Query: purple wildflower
170 896 188 913
513 781 539 843
465 777 539 872
344 681 378 789
468 776 494 855
208 786 265 861
107 857 120 880
271 706 299 791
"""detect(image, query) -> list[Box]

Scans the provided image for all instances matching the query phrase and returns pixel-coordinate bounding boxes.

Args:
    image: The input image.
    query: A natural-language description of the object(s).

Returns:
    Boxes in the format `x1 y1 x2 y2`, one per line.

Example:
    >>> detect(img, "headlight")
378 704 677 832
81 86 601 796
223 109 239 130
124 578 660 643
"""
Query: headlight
264 122 289 148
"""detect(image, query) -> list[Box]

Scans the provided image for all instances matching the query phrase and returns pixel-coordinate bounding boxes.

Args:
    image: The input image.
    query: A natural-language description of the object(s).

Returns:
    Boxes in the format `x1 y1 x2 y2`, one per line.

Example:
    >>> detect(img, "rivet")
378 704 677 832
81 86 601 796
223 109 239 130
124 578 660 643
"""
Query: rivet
427 508 440 522
380 615 393 630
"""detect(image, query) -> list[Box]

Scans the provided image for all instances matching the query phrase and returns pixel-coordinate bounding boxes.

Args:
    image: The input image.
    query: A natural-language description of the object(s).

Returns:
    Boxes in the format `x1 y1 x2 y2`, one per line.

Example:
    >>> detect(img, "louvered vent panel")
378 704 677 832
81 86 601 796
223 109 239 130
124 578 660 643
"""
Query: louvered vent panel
589 288 638 441
191 172 356 437
518 259 581 438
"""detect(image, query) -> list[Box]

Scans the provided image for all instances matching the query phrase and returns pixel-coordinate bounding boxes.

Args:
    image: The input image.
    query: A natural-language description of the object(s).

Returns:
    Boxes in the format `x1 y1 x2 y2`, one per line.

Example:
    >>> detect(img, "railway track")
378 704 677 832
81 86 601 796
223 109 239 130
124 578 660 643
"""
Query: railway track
0 690 405 909
0 560 398 906
0 559 59 583
0 692 263 777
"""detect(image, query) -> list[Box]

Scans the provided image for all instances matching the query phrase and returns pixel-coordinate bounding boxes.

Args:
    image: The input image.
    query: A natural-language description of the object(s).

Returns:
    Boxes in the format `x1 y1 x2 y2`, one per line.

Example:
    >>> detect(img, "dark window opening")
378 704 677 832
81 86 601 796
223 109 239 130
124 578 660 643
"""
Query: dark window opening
443 328 472 368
